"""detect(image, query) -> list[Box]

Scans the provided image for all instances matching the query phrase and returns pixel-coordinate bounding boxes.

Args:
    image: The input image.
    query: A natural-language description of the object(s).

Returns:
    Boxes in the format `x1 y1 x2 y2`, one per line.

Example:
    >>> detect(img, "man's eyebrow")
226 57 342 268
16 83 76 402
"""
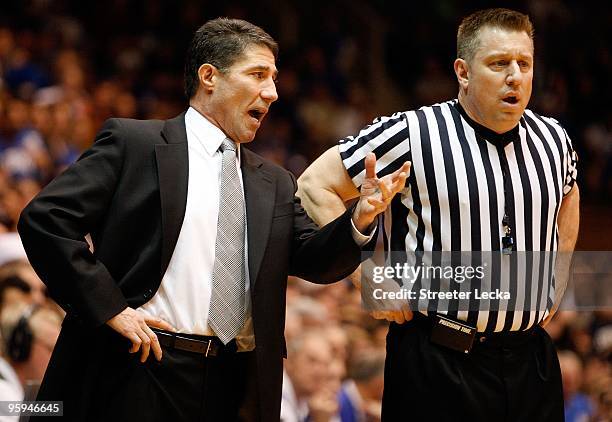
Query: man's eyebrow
248 65 279 79
484 51 533 60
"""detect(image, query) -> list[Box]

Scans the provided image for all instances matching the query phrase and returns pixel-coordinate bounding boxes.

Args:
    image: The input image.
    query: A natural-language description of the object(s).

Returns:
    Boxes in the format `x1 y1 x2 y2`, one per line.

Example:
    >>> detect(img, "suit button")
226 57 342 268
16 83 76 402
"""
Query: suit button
143 289 154 300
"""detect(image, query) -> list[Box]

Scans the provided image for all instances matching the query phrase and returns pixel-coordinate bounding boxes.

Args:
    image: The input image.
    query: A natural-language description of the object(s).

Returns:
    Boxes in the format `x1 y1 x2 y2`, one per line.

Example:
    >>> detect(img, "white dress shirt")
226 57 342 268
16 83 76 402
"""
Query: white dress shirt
139 107 374 349
139 107 255 349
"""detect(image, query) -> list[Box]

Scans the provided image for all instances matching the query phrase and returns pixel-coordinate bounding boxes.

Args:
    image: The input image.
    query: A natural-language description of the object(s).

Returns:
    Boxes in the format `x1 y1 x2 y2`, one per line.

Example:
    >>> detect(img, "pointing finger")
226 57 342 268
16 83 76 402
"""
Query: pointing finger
365 152 377 179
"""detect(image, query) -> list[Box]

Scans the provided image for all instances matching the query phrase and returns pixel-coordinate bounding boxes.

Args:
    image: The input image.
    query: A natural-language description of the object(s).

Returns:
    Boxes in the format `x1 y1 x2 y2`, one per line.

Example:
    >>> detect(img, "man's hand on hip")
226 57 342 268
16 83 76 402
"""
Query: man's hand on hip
352 152 411 232
106 307 176 362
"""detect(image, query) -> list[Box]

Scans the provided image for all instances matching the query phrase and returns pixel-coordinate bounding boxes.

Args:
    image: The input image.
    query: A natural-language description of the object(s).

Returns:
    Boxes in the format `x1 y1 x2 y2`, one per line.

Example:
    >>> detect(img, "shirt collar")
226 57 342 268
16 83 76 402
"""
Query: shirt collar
454 100 520 147
185 106 241 159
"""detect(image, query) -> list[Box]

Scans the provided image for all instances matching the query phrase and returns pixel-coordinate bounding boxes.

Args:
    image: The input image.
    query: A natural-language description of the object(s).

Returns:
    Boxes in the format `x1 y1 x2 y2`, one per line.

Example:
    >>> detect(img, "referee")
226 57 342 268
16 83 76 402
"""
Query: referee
297 8 579 422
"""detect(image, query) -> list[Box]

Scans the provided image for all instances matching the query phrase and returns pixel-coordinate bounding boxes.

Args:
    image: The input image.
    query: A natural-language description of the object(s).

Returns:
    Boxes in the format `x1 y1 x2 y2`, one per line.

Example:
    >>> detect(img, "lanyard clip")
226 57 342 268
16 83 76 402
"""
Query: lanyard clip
502 234 514 255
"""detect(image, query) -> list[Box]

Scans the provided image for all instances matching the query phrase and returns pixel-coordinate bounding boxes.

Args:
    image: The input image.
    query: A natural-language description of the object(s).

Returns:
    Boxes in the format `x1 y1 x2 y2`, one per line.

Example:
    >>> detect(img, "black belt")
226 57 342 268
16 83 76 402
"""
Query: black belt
411 312 537 351
474 326 537 347
152 329 237 357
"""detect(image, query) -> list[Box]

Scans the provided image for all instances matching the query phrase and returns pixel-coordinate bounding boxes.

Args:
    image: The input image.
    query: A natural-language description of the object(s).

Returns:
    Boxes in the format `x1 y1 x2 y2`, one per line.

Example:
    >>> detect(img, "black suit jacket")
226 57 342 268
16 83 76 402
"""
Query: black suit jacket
18 113 364 420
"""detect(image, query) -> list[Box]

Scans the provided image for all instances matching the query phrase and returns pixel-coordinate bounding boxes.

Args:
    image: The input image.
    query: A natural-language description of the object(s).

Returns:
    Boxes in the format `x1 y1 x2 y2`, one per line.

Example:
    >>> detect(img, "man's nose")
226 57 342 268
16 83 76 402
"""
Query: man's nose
506 61 522 86
261 79 278 103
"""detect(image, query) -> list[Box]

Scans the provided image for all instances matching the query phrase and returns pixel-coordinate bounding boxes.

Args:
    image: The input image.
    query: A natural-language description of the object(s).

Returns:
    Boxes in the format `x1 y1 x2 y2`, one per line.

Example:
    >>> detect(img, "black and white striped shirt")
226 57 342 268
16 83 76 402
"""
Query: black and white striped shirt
340 99 578 332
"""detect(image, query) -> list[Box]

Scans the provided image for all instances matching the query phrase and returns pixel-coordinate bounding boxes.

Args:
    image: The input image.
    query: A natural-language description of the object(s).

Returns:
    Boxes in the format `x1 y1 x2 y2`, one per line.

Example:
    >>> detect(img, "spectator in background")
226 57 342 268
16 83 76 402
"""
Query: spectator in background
584 357 612 421
0 302 61 389
0 260 48 310
289 295 330 328
0 276 33 314
0 178 25 232
0 350 23 422
2 40 49 99
324 325 348 364
0 348 23 404
32 98 80 173
0 97 51 183
0 259 48 308
559 350 596 422
343 325 378 355
282 329 338 422
338 351 385 422
591 310 612 359
582 114 612 200
0 172 30 255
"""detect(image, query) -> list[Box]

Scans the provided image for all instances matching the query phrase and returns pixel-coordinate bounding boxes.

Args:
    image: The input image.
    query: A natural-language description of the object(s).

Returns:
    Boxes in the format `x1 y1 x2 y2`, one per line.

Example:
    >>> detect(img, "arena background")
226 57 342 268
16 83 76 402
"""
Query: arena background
0 1 610 420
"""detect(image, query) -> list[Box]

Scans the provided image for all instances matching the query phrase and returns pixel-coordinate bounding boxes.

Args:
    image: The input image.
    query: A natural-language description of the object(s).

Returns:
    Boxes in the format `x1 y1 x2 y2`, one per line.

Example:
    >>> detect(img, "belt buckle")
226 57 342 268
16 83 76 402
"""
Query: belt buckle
204 340 213 357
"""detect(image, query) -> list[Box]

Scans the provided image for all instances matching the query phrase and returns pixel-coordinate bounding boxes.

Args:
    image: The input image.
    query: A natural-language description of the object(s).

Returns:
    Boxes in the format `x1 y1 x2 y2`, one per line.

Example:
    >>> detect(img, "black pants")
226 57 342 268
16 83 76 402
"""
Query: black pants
83 336 260 422
381 317 564 422
33 328 260 422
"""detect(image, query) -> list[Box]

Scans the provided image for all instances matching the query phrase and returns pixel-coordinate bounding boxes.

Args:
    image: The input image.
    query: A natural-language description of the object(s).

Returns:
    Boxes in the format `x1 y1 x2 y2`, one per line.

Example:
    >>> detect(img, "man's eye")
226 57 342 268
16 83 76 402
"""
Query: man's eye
492 60 507 67
253 72 264 79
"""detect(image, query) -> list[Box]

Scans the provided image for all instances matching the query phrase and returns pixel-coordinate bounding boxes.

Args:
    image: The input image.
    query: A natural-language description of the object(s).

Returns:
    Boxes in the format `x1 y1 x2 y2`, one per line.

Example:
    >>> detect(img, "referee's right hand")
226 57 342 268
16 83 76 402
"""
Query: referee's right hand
370 307 413 324
106 307 176 362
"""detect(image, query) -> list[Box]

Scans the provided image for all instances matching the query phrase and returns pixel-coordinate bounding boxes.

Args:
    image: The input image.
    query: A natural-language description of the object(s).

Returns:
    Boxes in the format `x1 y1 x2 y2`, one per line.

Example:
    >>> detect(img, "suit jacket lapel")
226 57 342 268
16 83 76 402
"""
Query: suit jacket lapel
157 112 189 278
155 116 274 286
242 148 275 287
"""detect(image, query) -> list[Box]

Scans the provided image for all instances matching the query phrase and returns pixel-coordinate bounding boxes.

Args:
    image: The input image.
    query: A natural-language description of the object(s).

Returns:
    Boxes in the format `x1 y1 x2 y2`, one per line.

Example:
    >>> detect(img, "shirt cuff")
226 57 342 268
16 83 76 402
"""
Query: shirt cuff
350 216 377 246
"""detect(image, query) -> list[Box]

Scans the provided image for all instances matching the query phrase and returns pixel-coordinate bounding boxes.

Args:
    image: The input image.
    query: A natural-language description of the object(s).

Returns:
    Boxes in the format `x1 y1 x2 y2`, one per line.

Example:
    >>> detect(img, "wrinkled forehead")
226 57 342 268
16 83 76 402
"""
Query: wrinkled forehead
474 26 534 59
231 43 277 68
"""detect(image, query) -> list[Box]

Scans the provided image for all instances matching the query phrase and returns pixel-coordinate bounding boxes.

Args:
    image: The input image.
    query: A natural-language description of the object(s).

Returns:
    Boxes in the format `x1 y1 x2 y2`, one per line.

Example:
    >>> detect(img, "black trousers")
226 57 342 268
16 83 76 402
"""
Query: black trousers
83 335 260 422
381 317 564 422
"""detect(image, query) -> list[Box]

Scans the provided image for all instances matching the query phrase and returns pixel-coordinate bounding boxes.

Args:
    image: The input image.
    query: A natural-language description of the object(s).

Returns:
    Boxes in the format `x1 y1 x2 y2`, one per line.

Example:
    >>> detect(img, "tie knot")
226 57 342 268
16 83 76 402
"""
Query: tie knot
220 138 237 153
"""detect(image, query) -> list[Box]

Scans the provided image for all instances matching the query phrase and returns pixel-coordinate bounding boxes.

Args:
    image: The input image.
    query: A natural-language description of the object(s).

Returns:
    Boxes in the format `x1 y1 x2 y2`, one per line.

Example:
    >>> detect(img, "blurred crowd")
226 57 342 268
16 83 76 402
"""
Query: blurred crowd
0 0 610 421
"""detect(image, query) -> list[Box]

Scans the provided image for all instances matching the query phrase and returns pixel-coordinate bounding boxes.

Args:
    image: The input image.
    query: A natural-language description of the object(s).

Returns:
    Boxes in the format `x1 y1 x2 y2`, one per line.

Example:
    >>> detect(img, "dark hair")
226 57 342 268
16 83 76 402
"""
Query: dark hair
457 8 534 62
0 275 30 309
184 17 278 99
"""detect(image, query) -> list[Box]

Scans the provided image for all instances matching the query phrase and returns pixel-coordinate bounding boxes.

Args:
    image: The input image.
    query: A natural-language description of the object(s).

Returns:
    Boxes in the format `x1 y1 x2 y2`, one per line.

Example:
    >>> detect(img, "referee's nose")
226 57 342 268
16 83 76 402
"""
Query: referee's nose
505 61 523 86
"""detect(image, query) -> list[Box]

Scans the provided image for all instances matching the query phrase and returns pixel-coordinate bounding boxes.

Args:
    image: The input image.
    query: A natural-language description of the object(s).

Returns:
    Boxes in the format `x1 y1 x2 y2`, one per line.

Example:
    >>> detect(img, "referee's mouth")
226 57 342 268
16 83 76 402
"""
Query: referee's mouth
502 94 520 105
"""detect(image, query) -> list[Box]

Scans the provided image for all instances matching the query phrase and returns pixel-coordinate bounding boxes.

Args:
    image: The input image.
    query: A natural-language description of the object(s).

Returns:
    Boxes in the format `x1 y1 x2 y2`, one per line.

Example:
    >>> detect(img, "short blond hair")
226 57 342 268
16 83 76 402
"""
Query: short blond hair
457 8 534 62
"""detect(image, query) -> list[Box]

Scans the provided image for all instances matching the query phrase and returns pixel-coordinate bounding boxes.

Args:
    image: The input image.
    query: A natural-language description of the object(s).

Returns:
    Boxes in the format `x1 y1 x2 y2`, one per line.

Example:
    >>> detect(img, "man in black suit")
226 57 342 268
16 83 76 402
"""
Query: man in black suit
17 18 409 421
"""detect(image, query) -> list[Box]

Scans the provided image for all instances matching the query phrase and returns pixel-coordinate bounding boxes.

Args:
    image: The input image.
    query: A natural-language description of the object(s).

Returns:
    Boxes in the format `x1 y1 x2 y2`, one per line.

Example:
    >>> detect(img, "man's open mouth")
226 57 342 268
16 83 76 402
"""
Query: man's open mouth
248 109 266 121
502 95 519 104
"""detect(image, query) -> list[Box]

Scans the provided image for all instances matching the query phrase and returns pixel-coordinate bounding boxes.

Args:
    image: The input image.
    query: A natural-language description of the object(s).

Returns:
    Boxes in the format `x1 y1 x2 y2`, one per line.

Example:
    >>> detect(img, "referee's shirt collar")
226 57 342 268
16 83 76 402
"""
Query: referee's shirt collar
455 101 520 147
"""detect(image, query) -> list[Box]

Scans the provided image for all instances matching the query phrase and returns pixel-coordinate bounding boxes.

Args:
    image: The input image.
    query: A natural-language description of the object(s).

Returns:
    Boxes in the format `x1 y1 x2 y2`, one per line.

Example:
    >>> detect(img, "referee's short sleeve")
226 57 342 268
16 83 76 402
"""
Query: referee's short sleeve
562 129 578 196
338 112 412 189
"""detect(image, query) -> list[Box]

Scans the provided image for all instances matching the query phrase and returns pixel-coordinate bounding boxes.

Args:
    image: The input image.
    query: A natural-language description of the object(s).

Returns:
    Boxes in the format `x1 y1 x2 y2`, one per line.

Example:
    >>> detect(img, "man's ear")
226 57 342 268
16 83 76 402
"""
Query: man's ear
198 63 217 93
454 58 469 92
